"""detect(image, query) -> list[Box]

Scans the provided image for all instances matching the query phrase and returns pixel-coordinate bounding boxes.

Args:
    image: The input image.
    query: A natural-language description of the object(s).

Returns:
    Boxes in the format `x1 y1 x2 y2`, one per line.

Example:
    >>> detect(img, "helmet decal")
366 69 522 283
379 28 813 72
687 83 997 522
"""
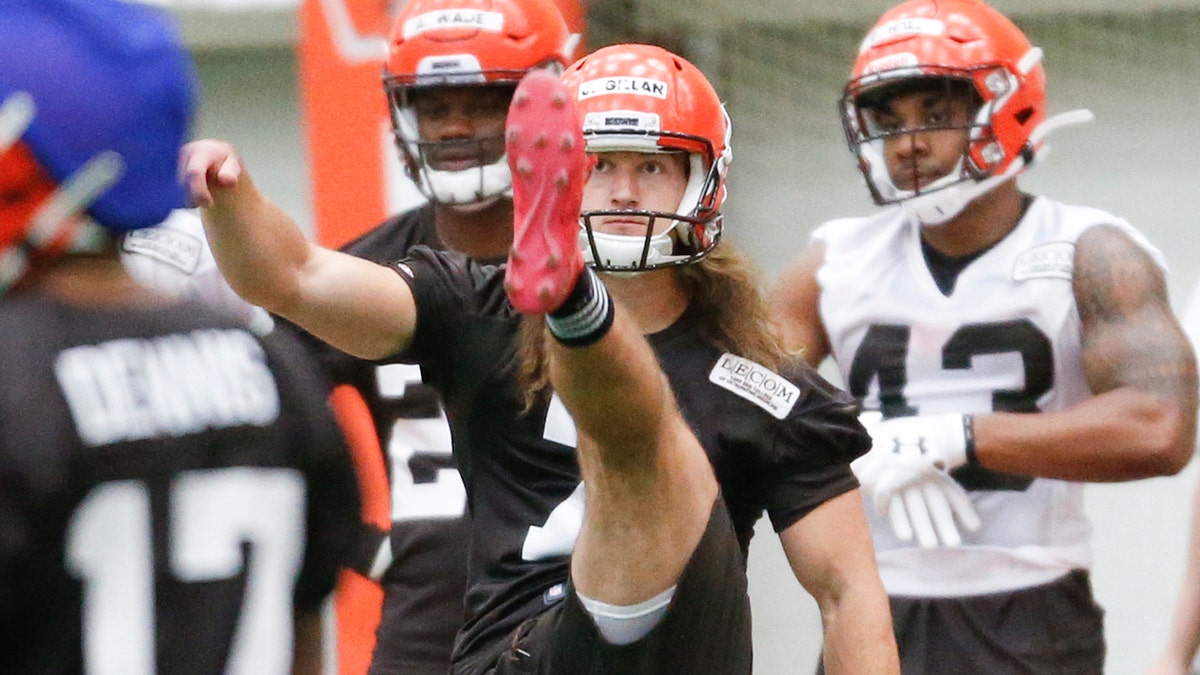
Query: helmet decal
577 77 670 100
402 9 507 38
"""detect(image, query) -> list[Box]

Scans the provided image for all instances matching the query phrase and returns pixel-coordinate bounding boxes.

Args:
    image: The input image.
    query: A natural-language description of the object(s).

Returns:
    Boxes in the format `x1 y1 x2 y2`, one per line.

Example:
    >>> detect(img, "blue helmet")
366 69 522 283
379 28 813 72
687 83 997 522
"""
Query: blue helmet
0 0 198 232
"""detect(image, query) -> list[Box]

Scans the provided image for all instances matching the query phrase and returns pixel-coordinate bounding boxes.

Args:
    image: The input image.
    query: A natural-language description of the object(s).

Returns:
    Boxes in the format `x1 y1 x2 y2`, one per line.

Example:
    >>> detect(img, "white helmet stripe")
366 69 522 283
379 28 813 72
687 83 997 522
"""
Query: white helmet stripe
0 92 35 155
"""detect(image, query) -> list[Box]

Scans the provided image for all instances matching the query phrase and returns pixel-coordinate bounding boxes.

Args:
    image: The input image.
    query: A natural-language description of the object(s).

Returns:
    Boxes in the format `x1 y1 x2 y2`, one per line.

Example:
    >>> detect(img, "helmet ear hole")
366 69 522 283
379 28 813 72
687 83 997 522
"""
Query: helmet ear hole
1015 108 1035 125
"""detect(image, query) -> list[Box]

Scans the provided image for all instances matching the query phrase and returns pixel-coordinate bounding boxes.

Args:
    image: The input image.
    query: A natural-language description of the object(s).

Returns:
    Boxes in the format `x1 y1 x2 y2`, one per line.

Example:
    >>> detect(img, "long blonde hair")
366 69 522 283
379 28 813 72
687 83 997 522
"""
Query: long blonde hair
516 242 790 411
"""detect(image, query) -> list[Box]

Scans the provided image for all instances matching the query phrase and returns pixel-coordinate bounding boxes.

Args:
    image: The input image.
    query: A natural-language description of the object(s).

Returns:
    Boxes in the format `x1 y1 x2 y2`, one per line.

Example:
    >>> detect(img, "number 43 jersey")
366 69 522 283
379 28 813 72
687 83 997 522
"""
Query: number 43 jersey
0 295 361 674
814 197 1166 598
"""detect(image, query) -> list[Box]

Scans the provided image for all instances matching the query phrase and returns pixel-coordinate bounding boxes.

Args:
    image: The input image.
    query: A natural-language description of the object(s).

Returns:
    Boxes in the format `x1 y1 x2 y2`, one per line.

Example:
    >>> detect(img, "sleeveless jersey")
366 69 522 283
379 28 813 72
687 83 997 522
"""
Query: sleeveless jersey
814 196 1165 597
0 293 360 674
393 247 867 668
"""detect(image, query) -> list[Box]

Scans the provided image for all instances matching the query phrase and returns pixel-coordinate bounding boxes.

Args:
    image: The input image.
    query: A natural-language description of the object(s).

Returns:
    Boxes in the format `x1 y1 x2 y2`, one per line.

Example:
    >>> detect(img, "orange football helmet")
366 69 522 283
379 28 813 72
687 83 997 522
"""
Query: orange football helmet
561 43 732 271
384 0 572 207
840 0 1087 224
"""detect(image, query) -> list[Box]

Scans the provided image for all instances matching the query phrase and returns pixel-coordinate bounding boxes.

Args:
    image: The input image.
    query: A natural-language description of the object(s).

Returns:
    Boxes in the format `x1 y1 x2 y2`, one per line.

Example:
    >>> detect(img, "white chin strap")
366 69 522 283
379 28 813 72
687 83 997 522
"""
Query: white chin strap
396 105 512 207
420 160 513 207
895 109 1096 225
581 229 680 270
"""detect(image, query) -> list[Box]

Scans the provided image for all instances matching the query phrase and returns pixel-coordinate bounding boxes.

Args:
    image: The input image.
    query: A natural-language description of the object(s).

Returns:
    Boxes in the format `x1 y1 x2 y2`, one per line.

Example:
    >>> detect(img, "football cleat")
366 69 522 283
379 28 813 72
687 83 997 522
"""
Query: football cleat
503 69 588 314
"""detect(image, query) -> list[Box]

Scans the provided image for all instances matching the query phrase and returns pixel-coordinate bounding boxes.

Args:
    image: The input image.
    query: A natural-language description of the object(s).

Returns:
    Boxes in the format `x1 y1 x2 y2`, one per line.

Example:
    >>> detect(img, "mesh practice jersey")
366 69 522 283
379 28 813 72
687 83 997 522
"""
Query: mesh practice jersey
0 293 360 674
393 246 867 667
304 204 477 672
814 197 1165 597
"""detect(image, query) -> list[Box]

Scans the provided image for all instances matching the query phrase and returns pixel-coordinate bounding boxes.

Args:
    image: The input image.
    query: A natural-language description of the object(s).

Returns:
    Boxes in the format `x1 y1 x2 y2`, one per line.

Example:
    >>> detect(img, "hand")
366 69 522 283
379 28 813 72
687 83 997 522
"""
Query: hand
179 139 244 208
852 412 981 547
877 471 981 548
851 412 973 491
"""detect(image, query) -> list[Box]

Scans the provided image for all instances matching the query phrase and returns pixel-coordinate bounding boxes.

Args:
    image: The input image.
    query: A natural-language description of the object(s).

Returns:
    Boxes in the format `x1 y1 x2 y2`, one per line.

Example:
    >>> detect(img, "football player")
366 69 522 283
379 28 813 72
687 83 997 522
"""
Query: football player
0 1 360 673
294 0 577 672
769 0 1197 672
182 41 899 673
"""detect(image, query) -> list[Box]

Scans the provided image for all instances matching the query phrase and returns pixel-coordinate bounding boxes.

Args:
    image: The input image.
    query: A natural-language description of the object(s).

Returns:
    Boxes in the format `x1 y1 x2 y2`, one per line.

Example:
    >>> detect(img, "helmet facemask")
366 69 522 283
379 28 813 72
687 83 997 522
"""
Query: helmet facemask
386 76 521 209
578 126 727 273
842 71 1022 225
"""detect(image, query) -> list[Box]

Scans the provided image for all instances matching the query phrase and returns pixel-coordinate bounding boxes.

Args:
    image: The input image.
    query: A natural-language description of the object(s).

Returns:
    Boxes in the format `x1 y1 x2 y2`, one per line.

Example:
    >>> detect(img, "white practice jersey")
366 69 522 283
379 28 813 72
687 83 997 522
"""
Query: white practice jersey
815 196 1165 597
121 209 274 334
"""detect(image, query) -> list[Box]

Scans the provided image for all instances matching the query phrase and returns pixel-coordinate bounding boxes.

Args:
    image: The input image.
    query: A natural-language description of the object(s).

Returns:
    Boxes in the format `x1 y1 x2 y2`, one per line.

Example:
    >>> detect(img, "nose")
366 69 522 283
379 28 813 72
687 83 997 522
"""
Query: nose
608 166 640 207
435 106 478 139
892 128 930 161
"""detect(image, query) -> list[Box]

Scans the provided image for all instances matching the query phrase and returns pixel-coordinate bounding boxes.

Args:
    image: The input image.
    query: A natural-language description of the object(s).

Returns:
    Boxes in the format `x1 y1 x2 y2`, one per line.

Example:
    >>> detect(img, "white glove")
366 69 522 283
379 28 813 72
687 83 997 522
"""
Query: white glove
852 413 972 488
876 471 981 547
852 413 981 548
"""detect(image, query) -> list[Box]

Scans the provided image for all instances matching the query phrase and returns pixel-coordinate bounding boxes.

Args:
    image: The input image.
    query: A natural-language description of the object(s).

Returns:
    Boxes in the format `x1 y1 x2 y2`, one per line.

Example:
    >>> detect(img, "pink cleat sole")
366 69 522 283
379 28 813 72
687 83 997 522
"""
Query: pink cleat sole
503 69 588 315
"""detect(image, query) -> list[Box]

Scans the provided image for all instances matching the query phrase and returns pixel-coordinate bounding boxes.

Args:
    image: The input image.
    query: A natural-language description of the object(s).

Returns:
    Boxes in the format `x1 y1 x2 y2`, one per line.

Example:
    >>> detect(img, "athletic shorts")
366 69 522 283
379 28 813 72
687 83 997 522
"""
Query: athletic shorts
818 569 1105 675
478 497 753 675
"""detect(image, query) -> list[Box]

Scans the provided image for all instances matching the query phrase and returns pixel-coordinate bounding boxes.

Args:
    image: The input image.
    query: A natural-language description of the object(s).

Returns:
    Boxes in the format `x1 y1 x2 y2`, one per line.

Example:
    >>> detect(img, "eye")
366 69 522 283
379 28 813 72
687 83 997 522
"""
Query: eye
867 111 902 136
413 99 448 121
640 160 664 175
469 92 511 118
592 157 612 172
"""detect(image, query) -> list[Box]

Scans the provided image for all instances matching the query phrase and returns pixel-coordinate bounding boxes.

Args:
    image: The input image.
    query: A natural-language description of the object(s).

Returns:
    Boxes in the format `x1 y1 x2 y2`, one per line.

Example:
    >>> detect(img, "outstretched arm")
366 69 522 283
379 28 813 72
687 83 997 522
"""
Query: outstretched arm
780 490 899 675
973 225 1197 481
181 139 417 360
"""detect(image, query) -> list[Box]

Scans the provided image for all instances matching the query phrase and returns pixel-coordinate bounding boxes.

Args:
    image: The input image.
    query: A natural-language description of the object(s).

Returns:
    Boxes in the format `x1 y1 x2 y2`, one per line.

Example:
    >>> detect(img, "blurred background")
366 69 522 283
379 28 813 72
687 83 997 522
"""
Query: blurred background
173 1 1200 671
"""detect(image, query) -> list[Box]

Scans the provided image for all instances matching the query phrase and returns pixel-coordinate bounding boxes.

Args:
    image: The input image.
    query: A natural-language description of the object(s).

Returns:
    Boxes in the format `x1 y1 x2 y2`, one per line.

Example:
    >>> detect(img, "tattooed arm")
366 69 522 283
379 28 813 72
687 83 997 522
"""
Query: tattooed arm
970 225 1197 481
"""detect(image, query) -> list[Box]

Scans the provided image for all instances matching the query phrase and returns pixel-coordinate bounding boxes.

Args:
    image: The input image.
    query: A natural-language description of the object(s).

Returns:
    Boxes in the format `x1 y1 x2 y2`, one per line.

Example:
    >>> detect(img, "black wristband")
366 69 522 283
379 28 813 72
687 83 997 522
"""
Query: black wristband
962 414 979 466
545 268 614 348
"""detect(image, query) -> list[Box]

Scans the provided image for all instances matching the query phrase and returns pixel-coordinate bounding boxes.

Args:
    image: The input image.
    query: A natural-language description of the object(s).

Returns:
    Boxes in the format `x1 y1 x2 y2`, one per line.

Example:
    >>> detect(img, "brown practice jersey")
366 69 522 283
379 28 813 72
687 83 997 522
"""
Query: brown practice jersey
392 247 869 670
0 294 360 674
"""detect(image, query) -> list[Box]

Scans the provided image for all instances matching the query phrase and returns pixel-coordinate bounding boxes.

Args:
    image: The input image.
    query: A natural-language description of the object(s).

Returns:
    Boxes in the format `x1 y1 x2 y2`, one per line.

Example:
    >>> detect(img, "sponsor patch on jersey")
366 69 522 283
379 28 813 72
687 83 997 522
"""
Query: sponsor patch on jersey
1012 241 1075 281
121 227 203 274
860 18 945 52
709 354 799 420
403 10 504 38
577 77 668 100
